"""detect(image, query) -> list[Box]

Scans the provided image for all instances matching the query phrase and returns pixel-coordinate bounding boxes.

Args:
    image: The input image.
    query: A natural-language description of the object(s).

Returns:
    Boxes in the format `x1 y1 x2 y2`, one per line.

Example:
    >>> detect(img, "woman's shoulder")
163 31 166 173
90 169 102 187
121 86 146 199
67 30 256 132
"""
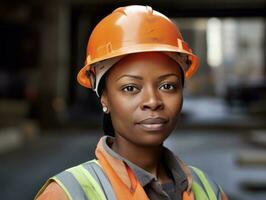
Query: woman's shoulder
171 153 228 200
35 159 117 200
35 159 99 200
187 165 229 200
36 181 68 200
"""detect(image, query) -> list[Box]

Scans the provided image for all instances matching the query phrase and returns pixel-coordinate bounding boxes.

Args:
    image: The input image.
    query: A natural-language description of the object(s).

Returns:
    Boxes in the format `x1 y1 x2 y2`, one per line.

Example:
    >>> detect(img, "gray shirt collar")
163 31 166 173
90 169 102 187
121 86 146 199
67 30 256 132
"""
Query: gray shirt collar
102 136 188 190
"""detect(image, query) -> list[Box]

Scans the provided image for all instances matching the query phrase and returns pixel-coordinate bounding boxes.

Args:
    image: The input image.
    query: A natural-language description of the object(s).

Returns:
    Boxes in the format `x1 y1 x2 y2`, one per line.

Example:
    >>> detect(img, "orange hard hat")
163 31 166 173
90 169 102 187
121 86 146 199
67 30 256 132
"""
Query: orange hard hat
77 5 199 95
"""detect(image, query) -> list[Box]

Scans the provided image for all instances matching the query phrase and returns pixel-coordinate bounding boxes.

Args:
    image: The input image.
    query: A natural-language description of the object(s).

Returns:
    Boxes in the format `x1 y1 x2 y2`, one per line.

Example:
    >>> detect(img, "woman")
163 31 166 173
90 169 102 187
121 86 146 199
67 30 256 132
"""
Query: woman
36 5 228 200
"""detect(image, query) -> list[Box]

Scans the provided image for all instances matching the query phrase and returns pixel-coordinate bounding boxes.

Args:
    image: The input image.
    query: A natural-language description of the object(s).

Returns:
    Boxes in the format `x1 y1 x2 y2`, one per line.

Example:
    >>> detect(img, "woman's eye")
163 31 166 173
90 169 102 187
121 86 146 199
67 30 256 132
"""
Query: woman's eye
122 85 139 93
160 83 177 91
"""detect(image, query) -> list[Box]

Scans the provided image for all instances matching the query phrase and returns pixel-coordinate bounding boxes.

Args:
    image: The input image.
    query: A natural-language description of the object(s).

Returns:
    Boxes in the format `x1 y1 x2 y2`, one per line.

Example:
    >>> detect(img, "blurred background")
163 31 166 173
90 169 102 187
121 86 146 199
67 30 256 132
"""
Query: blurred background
0 0 265 199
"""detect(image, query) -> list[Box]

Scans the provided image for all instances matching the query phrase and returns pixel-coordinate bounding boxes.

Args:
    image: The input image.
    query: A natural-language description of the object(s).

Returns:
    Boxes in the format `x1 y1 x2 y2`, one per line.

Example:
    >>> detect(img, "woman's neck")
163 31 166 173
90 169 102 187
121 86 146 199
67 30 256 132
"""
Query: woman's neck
111 134 165 178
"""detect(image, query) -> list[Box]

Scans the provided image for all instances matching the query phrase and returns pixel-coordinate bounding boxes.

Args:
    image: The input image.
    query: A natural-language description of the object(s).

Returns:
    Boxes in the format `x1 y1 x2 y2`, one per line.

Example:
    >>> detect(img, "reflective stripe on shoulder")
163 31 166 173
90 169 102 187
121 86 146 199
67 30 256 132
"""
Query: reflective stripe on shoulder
53 171 87 200
191 180 209 200
66 164 107 200
204 173 222 200
82 160 116 200
47 160 116 200
189 166 219 200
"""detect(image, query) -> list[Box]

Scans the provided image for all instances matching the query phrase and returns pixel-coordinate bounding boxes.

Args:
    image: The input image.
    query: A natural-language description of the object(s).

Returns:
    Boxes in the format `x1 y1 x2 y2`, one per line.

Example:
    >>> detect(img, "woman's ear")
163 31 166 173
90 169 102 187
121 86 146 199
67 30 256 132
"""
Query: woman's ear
100 90 108 108
100 91 110 114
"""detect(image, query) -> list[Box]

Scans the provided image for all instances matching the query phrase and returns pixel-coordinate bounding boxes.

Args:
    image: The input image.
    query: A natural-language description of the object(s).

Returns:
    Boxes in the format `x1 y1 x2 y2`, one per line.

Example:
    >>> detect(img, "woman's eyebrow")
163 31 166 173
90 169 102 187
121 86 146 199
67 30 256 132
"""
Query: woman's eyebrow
116 75 143 81
116 73 179 82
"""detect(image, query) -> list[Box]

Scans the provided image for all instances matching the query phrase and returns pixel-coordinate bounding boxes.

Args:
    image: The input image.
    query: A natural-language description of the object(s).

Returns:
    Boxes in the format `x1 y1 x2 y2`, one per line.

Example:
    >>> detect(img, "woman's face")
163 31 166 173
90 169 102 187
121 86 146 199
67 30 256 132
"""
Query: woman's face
101 52 183 147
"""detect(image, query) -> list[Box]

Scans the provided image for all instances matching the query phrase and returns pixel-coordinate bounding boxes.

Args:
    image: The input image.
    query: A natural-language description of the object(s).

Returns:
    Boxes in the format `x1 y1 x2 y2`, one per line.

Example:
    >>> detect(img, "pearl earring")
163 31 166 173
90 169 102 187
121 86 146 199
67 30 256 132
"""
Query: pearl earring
102 106 108 113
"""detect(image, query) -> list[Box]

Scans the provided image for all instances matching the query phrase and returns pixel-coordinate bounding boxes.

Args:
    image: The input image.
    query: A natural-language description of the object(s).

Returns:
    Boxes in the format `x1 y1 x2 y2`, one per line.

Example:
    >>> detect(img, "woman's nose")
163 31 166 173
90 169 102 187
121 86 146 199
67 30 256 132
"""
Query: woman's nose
140 87 164 111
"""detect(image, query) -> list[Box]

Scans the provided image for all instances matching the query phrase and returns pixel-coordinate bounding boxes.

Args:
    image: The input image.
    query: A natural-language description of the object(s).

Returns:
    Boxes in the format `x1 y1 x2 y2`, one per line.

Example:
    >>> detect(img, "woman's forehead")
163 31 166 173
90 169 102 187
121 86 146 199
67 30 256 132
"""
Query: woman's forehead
107 52 182 80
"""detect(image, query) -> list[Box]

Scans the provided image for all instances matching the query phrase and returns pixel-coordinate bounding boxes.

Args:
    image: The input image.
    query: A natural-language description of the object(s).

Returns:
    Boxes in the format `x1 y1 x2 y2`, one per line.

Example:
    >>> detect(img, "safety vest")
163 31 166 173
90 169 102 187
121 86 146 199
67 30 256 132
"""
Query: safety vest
36 159 223 200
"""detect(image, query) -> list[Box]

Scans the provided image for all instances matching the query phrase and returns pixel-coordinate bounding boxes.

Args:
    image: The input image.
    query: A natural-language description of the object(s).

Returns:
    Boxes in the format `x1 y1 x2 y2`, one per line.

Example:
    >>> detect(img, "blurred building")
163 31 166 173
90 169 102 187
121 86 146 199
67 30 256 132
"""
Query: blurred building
0 0 265 129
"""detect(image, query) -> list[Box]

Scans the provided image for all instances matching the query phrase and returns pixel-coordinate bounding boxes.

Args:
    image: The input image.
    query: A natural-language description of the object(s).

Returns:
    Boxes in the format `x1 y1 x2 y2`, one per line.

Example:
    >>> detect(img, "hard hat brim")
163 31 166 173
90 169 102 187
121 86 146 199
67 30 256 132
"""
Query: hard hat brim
77 43 199 89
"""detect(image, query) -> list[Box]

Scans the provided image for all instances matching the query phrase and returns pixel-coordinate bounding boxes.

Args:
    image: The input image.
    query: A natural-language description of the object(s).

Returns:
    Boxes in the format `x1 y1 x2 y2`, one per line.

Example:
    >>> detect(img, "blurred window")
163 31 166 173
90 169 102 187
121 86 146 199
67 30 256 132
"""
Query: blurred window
172 18 265 97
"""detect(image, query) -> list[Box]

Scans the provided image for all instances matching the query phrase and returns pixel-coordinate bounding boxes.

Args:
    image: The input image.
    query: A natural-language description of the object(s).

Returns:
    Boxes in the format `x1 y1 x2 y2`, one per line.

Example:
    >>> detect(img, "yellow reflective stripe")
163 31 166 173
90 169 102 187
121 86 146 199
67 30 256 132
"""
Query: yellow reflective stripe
52 177 73 200
67 165 106 200
191 181 209 200
83 159 117 200
190 166 217 200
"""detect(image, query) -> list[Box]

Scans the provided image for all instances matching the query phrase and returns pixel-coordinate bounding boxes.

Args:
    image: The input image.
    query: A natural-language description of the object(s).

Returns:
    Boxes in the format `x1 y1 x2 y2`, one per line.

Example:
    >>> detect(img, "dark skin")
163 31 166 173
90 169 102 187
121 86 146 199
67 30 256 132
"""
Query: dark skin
101 52 183 183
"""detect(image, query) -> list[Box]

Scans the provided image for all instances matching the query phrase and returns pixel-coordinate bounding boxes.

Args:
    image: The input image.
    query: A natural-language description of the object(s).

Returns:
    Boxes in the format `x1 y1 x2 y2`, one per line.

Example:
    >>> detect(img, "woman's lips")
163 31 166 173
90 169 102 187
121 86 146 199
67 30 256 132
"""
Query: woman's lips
136 117 168 131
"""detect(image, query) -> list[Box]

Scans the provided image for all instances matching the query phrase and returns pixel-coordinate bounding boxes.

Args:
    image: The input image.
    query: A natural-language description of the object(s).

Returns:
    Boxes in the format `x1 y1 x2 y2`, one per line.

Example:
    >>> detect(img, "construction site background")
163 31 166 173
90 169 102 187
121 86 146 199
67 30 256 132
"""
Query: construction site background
0 0 265 199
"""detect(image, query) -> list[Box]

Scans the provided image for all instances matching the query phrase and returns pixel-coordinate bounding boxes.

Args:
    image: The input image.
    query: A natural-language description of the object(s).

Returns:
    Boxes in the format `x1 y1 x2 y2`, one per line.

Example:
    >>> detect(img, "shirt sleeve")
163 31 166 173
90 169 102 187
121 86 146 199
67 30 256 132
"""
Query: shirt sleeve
36 181 69 200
